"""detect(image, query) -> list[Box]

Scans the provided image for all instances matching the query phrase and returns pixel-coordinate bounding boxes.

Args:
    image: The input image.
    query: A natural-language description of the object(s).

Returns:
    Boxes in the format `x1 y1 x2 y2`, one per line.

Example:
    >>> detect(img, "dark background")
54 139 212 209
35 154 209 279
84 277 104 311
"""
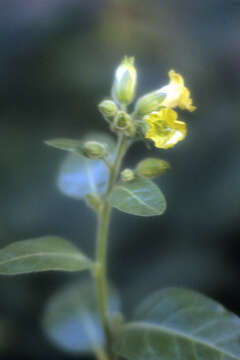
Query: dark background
0 0 240 359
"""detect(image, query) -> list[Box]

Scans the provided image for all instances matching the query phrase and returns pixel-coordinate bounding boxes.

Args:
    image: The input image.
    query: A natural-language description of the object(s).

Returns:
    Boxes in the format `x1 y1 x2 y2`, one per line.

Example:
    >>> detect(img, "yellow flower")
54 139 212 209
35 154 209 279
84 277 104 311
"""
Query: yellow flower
160 70 196 112
145 108 186 149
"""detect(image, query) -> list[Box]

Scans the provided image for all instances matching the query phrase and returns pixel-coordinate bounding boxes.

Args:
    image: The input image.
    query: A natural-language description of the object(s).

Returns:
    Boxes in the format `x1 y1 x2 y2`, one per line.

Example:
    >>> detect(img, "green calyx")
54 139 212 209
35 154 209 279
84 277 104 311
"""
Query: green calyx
98 99 118 122
111 111 136 137
136 158 170 179
112 56 137 105
134 90 166 116
121 168 135 182
82 141 107 160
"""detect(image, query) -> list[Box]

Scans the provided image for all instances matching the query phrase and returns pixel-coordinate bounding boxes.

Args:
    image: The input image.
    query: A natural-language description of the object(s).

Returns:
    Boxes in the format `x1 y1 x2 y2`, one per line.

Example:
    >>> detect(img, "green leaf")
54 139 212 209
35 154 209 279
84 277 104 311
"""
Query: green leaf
0 236 93 275
114 287 240 360
109 177 166 216
43 279 120 354
58 153 109 199
57 133 115 199
45 138 83 154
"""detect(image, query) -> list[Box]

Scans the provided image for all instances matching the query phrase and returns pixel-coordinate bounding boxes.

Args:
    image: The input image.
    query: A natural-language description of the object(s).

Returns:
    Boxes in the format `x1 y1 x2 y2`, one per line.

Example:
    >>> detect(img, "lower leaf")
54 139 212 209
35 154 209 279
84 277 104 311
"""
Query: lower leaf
0 236 93 275
43 279 121 354
114 287 240 360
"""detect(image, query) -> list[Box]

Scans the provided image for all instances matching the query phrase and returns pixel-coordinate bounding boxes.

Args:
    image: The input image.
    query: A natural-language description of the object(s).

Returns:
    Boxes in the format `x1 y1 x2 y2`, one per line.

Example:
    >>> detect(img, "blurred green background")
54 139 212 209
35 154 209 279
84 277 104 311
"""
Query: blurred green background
0 0 240 358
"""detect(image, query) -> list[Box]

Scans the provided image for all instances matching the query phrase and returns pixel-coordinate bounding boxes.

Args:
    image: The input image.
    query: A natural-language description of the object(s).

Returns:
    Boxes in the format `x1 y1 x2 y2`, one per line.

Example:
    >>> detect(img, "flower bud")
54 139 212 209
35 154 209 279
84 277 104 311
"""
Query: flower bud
136 158 170 179
82 141 106 159
113 111 131 131
98 99 118 122
112 56 137 105
121 168 135 182
134 90 166 116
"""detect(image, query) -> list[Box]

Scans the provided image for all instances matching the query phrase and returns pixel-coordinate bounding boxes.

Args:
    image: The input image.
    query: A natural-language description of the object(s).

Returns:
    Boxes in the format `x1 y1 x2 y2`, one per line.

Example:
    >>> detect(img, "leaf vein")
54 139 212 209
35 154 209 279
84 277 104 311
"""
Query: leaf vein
116 186 160 213
124 322 239 360
0 252 90 266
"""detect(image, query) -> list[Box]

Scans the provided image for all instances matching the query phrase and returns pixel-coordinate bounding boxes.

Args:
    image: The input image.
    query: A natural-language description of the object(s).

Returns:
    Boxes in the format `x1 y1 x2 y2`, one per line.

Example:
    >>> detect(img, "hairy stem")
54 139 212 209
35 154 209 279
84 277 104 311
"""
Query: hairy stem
95 134 128 359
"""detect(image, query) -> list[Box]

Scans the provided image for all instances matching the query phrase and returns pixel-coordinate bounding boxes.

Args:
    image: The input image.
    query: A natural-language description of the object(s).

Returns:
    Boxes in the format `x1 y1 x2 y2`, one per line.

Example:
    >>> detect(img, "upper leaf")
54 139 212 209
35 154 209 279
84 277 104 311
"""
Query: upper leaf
45 138 83 154
43 279 121 354
57 153 108 199
109 177 166 216
114 287 240 360
0 236 93 275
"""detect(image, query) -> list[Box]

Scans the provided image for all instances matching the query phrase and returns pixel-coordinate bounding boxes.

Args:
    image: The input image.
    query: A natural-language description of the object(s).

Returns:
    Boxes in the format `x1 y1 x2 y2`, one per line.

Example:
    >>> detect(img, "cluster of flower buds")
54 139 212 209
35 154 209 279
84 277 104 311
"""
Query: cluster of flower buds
98 56 196 150
98 57 137 138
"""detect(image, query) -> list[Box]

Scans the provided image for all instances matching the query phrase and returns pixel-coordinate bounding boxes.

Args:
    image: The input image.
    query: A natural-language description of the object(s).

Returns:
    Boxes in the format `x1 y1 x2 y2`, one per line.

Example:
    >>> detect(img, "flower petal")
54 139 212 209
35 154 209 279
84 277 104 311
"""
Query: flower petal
160 70 196 112
145 108 186 149
169 70 184 86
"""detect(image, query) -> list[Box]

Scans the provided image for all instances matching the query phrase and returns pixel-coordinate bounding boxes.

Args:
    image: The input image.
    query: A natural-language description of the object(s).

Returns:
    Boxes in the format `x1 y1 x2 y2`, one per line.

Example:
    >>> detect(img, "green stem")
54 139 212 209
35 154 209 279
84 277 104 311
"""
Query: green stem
95 134 128 359
106 134 128 196
96 202 111 356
